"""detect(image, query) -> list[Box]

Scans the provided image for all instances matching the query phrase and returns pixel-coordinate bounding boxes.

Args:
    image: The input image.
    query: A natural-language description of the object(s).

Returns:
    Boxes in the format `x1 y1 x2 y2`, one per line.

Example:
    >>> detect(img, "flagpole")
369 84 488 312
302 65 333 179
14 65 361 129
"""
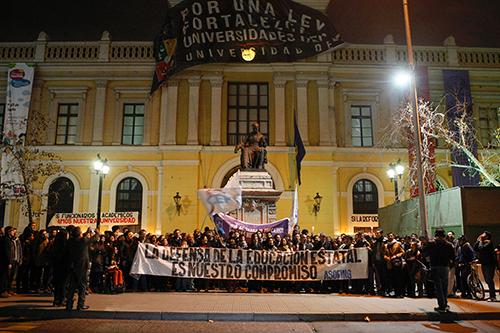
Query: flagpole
402 0 428 238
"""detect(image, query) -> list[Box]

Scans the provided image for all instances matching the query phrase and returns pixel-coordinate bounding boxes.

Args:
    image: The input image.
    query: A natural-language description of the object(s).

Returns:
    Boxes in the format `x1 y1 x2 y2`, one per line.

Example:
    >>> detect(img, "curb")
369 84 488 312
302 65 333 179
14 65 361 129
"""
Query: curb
1 308 499 322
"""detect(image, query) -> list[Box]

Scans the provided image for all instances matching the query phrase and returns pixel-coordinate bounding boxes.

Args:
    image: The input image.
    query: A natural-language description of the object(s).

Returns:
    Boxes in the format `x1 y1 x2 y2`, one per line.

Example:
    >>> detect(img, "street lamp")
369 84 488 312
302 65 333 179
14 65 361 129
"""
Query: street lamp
93 154 110 229
312 192 323 216
394 69 412 88
400 0 429 237
173 192 182 216
387 160 405 203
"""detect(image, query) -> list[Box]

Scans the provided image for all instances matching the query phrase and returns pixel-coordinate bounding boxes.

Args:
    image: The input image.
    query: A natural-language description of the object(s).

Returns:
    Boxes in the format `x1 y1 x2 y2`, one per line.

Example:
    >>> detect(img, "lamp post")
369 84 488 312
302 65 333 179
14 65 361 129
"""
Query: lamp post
173 192 182 216
93 154 110 229
387 160 405 203
401 0 429 237
312 192 322 216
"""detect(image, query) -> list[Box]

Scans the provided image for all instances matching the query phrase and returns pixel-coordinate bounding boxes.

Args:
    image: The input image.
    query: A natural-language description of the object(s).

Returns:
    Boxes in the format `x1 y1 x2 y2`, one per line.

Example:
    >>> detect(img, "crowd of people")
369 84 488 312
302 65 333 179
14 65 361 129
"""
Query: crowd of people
0 222 498 311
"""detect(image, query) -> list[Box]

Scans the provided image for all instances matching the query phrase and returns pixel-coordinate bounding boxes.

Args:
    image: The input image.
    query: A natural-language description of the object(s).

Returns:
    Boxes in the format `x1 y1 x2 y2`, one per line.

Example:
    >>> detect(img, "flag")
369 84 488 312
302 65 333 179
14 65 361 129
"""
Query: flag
408 66 437 197
290 183 299 226
294 115 306 185
197 172 242 215
150 0 343 95
1 63 34 198
442 70 480 187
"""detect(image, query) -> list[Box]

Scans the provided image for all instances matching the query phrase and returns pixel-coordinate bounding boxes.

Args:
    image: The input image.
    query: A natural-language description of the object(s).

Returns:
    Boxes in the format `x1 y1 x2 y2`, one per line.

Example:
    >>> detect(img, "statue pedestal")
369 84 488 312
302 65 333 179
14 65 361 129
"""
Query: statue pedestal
227 170 282 224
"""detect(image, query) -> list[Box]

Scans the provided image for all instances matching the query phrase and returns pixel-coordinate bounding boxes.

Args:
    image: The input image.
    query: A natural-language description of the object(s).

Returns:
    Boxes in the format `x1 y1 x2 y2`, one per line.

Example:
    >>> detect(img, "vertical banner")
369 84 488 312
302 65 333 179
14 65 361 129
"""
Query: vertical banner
408 66 436 197
442 70 480 187
1 63 35 198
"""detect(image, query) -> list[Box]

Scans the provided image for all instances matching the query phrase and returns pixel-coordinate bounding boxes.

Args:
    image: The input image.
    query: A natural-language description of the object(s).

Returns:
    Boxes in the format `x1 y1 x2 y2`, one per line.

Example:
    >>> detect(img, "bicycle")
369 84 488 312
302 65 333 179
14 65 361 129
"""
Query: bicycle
467 261 485 300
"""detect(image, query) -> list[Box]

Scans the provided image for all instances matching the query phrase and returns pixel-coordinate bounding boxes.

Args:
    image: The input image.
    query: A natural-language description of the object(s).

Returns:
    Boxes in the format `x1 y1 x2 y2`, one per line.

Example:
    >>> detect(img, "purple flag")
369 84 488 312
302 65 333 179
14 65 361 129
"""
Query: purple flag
213 213 290 241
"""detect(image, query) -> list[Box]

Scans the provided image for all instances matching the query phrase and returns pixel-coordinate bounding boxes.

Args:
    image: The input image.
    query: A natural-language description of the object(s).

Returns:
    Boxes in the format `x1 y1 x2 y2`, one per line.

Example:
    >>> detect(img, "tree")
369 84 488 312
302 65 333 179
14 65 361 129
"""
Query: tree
384 96 499 191
1 108 63 225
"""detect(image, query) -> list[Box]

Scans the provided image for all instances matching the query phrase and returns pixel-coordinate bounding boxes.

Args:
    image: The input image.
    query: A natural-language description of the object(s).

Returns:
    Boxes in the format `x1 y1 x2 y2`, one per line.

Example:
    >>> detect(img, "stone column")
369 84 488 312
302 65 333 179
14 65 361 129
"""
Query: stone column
112 91 122 145
159 85 168 145
318 78 330 146
30 80 43 141
34 31 47 63
187 77 201 145
165 80 179 145
273 77 286 146
332 167 340 235
328 78 337 146
209 76 223 145
75 91 87 145
3 200 11 227
92 80 107 145
156 165 164 234
296 79 309 145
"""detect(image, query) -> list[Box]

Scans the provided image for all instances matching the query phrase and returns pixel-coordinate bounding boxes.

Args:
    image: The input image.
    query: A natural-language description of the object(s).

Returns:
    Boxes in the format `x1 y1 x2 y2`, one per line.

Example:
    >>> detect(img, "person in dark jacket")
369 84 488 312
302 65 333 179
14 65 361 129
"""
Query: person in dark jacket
424 228 455 312
457 235 475 299
65 227 92 311
0 228 11 298
474 231 497 302
373 229 388 296
52 229 68 306
6 227 22 296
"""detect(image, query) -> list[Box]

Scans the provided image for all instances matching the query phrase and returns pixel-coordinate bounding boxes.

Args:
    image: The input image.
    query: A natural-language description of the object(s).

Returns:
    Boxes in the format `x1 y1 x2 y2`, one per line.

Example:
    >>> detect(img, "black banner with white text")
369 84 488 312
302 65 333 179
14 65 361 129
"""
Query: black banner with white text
151 0 343 92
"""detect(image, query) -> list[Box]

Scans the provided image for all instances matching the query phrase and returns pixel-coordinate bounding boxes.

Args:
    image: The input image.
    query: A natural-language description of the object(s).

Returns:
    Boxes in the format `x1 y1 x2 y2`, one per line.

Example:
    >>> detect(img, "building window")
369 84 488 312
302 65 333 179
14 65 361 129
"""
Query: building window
227 82 268 145
116 177 142 231
122 103 144 145
0 103 5 135
351 105 373 147
478 106 499 147
353 179 378 214
46 177 74 227
56 103 79 144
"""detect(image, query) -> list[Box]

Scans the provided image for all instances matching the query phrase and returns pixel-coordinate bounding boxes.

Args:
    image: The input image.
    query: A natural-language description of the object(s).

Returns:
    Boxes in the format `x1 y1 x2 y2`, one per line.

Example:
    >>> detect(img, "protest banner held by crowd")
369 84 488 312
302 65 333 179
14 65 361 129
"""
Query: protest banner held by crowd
0 222 498 312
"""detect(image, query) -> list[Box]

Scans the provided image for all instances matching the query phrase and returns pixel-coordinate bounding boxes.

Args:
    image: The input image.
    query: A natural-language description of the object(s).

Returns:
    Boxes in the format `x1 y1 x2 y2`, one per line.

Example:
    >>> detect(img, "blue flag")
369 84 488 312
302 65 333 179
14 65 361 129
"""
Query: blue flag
294 115 306 185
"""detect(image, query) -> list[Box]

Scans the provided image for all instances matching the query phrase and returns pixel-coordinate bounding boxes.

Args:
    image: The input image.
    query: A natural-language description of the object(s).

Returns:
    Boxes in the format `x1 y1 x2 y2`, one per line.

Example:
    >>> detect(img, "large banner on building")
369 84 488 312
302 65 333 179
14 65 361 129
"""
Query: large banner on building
213 213 291 239
1 63 35 198
442 70 480 186
408 66 437 197
151 0 343 92
49 211 139 227
130 243 368 281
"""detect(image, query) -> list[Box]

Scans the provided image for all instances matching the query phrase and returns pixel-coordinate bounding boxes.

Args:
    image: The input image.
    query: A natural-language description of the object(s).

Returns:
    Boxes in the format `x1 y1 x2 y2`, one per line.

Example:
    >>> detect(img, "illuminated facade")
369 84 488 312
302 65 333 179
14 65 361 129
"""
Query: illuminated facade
0 1 499 234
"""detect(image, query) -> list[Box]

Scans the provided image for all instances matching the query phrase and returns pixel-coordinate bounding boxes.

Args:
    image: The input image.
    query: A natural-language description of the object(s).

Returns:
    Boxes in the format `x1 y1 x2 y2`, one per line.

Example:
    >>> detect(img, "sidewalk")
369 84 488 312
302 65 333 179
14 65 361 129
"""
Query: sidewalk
1 292 499 322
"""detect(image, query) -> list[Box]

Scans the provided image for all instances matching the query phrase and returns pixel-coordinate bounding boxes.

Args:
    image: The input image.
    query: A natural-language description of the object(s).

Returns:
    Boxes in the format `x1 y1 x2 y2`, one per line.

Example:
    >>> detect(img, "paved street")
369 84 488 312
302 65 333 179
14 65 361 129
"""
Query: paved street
0 292 499 322
0 319 500 333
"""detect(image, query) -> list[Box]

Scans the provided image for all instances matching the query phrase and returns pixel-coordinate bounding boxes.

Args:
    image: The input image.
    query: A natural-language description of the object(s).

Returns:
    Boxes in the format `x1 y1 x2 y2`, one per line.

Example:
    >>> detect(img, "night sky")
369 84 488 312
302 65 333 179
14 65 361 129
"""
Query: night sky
2 0 499 47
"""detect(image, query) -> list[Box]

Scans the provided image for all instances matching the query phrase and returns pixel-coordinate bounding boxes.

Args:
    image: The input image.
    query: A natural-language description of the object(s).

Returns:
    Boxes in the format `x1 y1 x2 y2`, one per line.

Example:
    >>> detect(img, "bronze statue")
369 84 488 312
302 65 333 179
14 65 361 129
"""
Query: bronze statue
234 122 267 170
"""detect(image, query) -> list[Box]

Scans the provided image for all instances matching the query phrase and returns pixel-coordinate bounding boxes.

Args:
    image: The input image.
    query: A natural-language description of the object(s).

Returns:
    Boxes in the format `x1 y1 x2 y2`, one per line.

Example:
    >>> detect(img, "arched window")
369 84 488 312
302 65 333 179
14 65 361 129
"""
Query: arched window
46 177 74 227
116 177 143 230
353 179 378 214
221 166 241 187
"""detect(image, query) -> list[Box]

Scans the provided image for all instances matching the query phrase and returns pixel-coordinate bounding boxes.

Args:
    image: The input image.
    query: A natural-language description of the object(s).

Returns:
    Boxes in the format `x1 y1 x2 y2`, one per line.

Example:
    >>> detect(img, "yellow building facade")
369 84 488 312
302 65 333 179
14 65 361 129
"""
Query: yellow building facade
1 24 499 235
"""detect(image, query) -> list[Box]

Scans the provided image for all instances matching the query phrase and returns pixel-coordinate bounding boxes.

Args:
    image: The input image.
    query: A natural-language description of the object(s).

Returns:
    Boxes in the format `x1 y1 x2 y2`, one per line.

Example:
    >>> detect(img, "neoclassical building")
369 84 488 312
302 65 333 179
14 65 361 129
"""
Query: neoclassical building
1 0 499 234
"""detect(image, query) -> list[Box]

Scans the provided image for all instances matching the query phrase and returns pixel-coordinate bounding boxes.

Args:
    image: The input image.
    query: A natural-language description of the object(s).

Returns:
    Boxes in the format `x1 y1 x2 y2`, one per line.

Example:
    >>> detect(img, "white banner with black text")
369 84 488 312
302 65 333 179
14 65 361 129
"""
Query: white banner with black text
130 243 368 281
